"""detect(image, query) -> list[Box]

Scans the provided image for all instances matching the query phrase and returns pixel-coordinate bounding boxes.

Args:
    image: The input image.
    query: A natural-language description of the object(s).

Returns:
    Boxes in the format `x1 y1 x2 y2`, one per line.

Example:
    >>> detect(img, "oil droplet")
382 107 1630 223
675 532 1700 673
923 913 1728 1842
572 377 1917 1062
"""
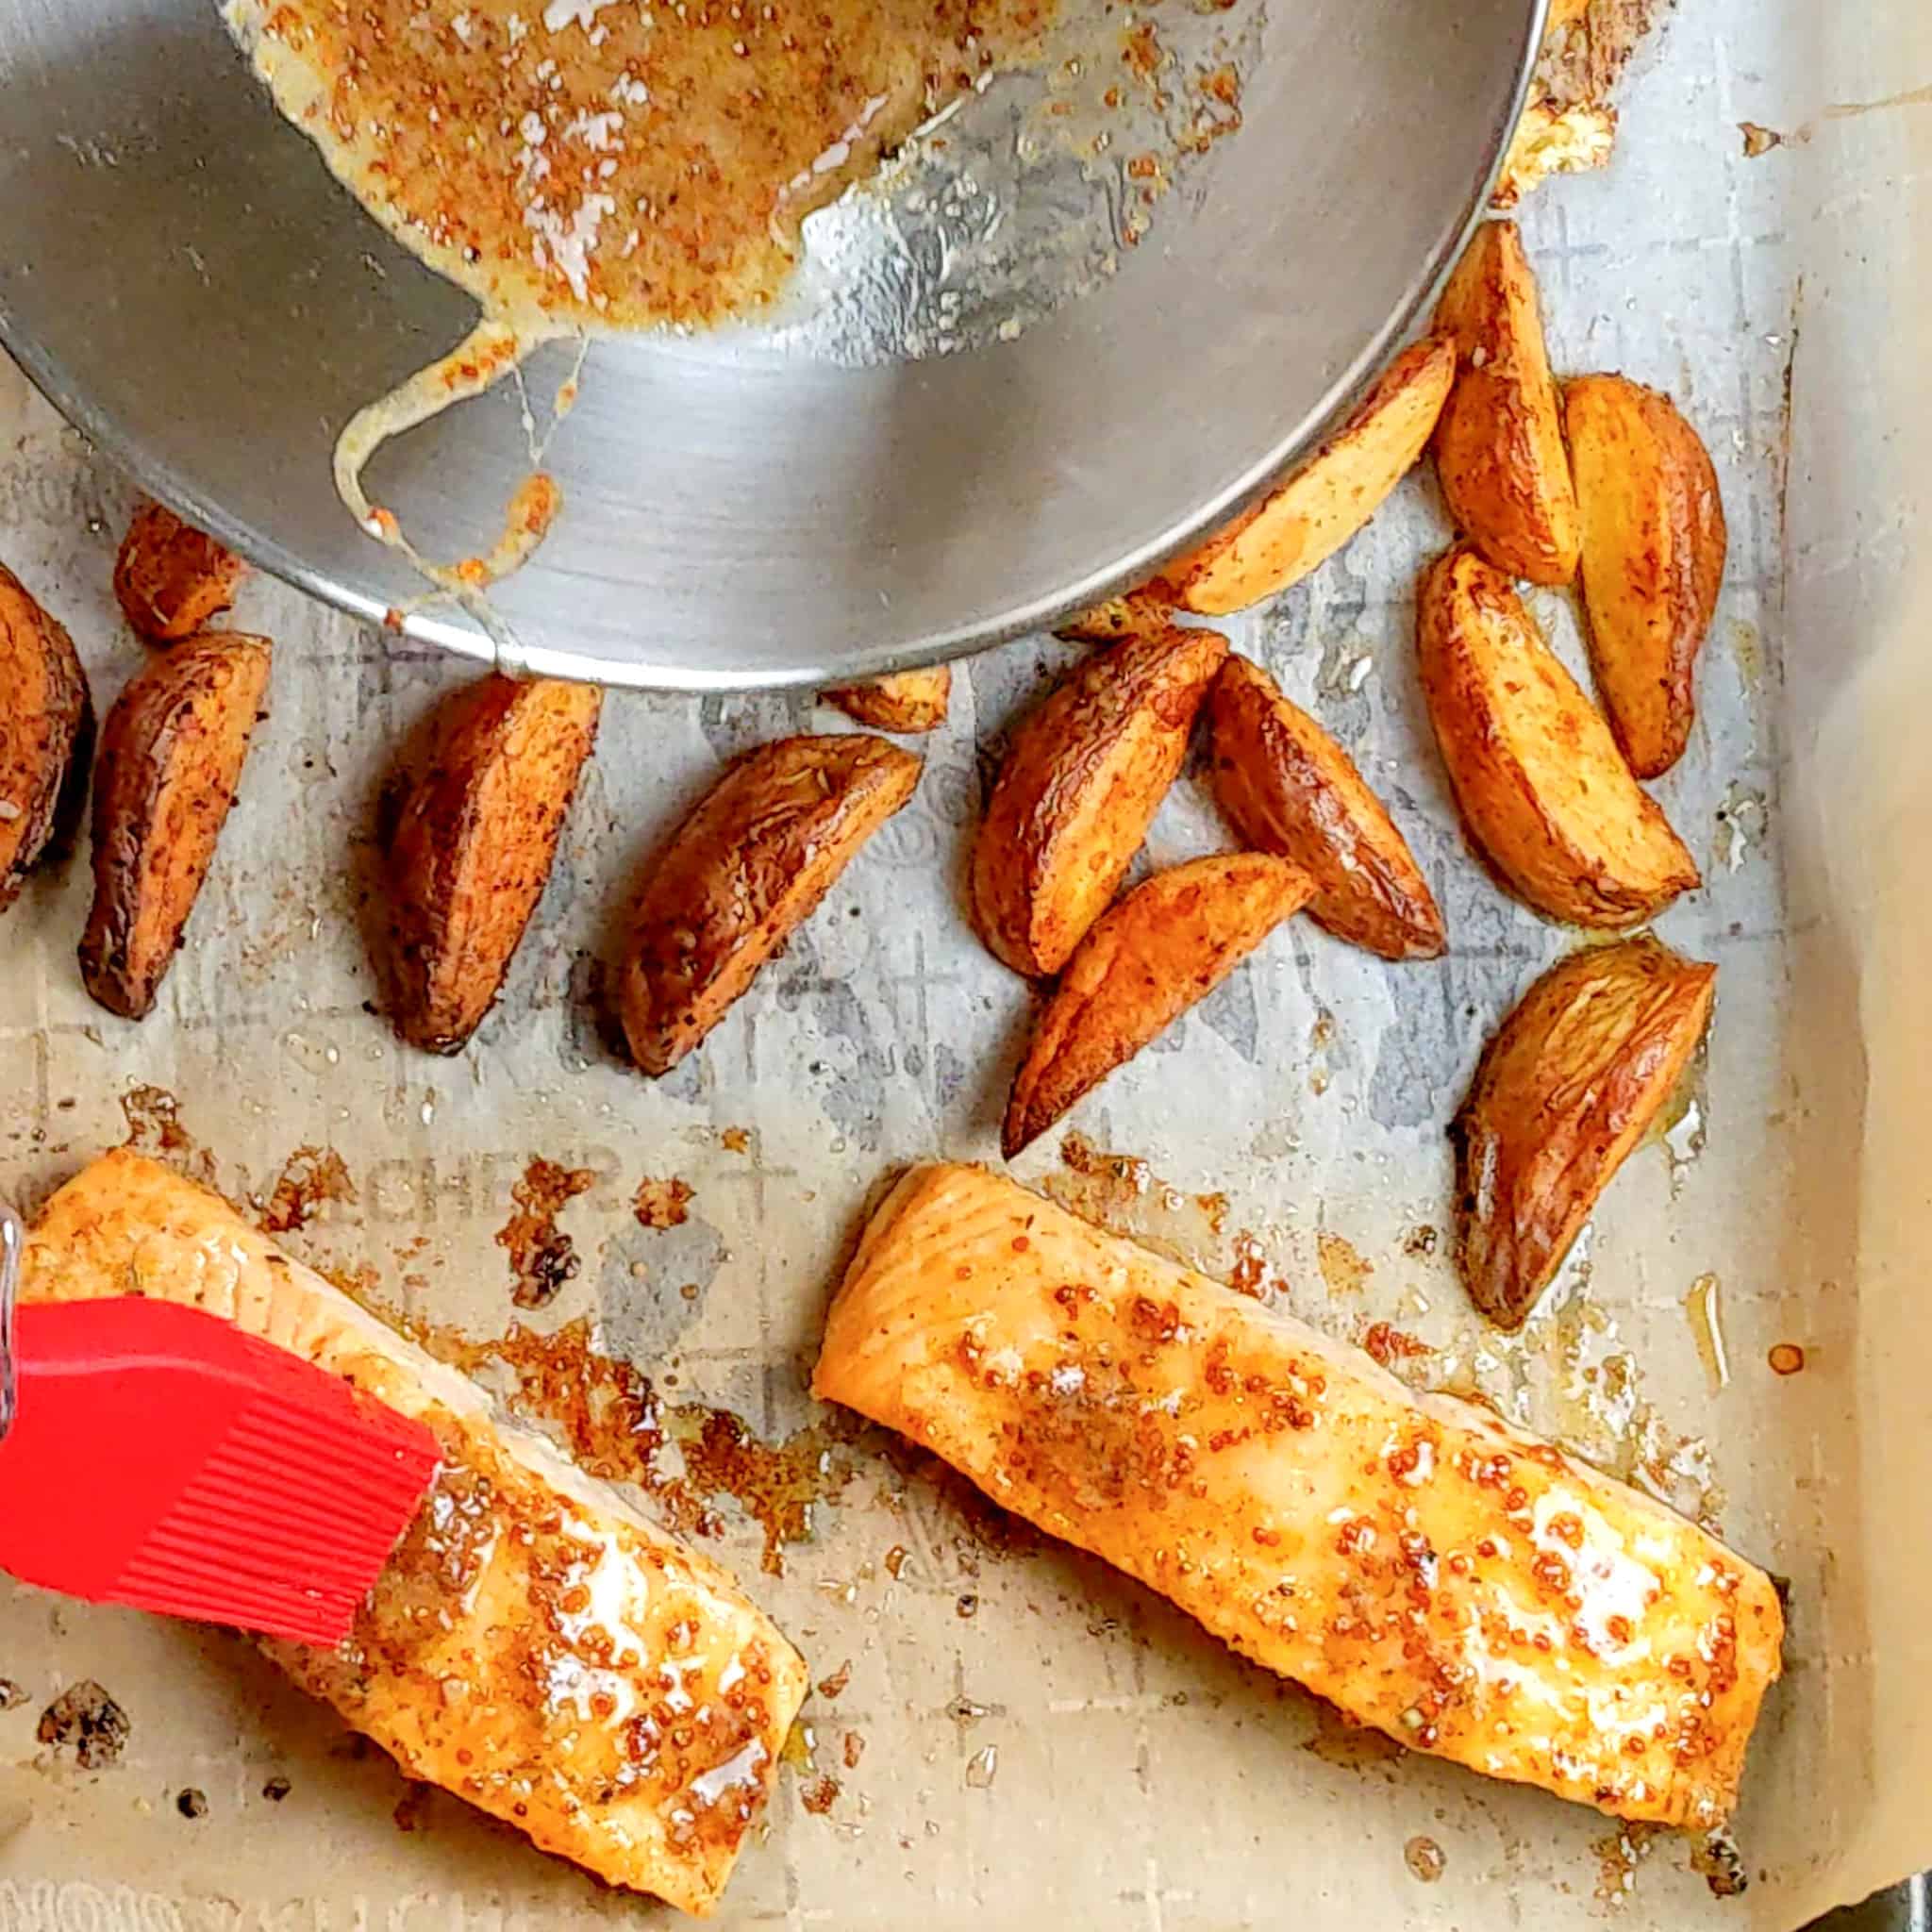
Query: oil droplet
1404 1836 1445 1883
1592 1823 1659 1903
281 1030 342 1077
1663 1096 1705 1195
964 1745 999 1790
1729 616 1765 683
1682 1274 1729 1392
1713 782 1768 874
1769 1342 1807 1376
1317 1229 1373 1298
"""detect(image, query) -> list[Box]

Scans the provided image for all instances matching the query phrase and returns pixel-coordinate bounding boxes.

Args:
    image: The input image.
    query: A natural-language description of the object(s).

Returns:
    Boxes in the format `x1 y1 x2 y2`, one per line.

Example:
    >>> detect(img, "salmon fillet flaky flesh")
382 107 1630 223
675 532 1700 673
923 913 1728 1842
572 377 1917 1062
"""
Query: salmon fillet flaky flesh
23 1149 808 1918
813 1164 1782 1828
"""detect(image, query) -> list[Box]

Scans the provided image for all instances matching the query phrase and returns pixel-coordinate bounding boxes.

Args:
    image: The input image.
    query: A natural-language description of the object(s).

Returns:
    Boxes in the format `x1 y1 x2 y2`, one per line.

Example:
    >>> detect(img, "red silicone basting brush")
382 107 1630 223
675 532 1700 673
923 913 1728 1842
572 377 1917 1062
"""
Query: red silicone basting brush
0 1202 441 1647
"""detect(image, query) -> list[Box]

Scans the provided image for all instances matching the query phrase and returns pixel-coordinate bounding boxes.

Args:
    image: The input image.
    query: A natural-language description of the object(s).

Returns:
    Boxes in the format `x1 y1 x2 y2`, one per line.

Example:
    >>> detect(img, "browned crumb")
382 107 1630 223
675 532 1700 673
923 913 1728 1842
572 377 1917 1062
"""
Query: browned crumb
1361 1322 1434 1371
37 1682 131 1770
260 1145 358 1234
633 1174 693 1231
498 1157 596 1309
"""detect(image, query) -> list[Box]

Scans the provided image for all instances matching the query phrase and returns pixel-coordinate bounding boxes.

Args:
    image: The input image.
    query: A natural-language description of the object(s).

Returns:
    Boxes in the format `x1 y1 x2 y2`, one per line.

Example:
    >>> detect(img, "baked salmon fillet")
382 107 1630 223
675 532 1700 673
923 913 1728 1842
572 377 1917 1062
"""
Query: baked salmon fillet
814 1165 1782 1827
23 1150 807 1917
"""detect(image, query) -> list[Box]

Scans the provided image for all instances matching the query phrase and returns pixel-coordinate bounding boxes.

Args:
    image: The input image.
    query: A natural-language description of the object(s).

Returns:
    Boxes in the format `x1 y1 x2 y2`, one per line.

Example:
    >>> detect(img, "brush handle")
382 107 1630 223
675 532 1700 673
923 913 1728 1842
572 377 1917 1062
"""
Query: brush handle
0 1197 19 1442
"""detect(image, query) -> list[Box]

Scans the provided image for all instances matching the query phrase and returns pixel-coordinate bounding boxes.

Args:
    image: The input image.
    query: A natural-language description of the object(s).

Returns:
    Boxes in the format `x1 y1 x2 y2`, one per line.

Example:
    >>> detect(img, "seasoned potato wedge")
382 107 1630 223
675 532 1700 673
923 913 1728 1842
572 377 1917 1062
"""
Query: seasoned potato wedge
1433 223 1581 586
384 675 602 1054
0 563 93 912
1209 656 1443 960
1454 935 1716 1327
1565 375 1727 778
1418 547 1698 927
113 502 246 642
823 666 952 734
79 633 271 1019
1156 337 1457 616
621 735 920 1075
1003 853 1314 1157
1056 590 1175 645
973 625 1227 978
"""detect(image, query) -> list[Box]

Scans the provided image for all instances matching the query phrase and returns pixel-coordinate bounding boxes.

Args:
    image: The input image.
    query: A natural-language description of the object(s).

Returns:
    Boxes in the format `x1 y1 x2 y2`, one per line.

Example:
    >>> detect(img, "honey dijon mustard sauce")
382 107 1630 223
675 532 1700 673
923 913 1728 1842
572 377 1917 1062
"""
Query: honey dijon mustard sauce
226 0 1051 331
225 0 1049 604
329 318 570 632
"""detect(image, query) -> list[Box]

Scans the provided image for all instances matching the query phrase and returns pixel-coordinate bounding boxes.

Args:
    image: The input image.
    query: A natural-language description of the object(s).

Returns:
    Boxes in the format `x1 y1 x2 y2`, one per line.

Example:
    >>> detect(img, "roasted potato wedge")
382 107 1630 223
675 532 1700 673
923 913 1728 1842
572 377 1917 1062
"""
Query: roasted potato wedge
1209 655 1444 959
1056 590 1175 645
1453 934 1716 1327
0 562 93 912
1418 547 1698 927
1433 222 1581 586
1154 337 1457 616
1004 853 1314 1157
384 675 603 1054
113 502 246 642
79 633 271 1020
1565 375 1727 778
621 735 920 1075
973 624 1227 978
822 667 952 734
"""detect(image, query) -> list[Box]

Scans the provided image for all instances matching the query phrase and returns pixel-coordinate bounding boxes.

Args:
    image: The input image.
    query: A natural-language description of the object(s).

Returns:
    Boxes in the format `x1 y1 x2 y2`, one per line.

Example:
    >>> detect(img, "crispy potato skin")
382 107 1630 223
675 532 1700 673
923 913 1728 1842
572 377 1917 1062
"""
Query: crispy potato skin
1055 590 1176 645
1566 375 1727 778
822 666 952 734
1417 547 1698 927
1209 655 1443 959
113 502 246 643
973 625 1227 978
0 562 93 912
1454 935 1715 1326
1158 337 1457 616
79 633 271 1020
1003 853 1313 1157
384 675 602 1054
1433 223 1581 586
621 735 920 1075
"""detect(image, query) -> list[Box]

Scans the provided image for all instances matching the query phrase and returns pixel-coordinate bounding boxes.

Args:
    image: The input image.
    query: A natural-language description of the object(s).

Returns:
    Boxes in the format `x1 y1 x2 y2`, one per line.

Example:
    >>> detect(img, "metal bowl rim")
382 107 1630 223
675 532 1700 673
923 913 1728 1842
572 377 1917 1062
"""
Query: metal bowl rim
0 0 1547 692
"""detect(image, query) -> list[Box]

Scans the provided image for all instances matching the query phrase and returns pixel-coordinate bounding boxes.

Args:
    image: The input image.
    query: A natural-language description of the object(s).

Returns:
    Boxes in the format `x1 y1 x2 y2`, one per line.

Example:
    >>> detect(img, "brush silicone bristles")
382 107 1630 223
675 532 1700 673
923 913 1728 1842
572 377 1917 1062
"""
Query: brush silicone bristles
0 1299 441 1647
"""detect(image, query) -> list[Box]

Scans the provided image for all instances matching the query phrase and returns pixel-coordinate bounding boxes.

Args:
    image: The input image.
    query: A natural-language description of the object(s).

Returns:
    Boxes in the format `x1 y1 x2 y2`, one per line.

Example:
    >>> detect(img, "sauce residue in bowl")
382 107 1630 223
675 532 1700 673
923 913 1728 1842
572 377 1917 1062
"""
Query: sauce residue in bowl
231 0 1051 333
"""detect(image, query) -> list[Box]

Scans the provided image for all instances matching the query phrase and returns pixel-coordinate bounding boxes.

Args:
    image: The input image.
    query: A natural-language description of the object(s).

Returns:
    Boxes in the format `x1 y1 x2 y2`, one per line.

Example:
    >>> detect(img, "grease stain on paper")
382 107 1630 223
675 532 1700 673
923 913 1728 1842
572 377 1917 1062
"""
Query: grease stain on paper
498 1155 597 1308
395 1313 857 1574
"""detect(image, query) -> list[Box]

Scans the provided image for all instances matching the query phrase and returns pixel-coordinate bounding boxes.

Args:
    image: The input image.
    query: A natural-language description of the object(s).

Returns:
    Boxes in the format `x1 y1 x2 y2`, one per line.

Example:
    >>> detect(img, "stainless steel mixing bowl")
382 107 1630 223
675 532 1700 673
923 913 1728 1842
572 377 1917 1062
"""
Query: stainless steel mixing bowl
0 0 1543 689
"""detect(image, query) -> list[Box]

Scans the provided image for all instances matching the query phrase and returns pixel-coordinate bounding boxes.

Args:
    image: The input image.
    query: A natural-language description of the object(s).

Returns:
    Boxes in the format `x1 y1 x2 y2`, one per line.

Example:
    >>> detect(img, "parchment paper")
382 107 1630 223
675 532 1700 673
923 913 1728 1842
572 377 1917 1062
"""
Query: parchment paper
2 0 1926 1925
